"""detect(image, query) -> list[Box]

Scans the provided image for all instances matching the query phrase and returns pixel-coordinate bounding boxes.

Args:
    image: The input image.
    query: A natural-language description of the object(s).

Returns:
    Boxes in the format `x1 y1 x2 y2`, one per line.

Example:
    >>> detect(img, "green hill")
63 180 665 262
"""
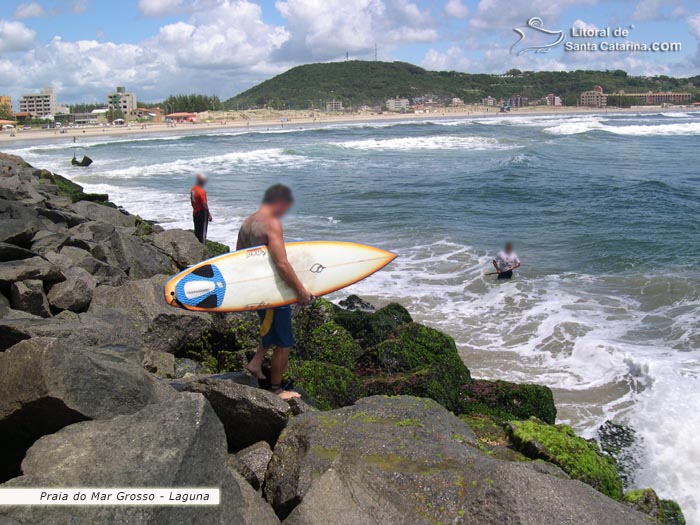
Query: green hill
224 61 700 110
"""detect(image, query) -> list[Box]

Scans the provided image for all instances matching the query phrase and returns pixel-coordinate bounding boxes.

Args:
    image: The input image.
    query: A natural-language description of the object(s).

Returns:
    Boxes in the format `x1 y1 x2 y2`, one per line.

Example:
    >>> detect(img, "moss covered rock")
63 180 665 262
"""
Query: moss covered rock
458 379 557 424
360 322 462 374
506 417 623 500
287 360 366 411
298 322 358 369
660 499 686 525
335 302 412 347
624 489 663 522
292 299 336 349
205 239 229 258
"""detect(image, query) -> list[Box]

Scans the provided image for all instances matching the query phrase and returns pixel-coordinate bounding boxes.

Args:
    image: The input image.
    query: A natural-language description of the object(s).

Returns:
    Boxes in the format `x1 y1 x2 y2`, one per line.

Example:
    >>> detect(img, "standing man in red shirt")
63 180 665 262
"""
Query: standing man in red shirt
191 173 212 243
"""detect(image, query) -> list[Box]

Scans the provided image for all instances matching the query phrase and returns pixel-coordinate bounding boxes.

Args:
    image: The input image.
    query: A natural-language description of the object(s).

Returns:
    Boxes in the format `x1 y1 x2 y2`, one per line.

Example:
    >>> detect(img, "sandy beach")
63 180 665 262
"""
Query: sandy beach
2 105 696 144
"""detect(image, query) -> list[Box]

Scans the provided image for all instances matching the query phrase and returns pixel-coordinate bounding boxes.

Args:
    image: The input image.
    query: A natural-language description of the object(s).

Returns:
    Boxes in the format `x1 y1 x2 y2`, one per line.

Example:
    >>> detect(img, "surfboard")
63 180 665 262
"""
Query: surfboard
164 241 396 312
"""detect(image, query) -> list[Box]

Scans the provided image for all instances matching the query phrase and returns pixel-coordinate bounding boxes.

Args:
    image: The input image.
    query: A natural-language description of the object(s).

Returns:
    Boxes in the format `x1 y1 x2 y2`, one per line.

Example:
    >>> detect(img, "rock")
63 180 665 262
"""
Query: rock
660 499 686 525
0 394 280 525
0 243 34 262
459 379 557 424
338 294 374 312
205 239 230 257
363 361 470 413
9 280 51 318
297 321 358 369
597 420 639 488
70 200 137 228
624 489 663 522
46 266 96 312
292 299 336 350
76 255 127 286
35 206 86 227
175 357 208 377
0 338 175 482
30 230 69 255
88 274 213 354
287 360 366 410
58 245 91 264
236 441 273 490
153 228 205 268
267 396 645 524
141 349 176 378
0 256 64 290
505 417 623 500
286 396 318 416
335 302 412 347
0 201 42 246
182 378 290 451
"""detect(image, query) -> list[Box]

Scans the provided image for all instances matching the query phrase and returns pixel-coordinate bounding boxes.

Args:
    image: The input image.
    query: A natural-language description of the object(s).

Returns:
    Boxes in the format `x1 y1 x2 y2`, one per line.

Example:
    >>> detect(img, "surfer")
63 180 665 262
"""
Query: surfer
237 184 314 400
190 174 212 244
492 242 521 280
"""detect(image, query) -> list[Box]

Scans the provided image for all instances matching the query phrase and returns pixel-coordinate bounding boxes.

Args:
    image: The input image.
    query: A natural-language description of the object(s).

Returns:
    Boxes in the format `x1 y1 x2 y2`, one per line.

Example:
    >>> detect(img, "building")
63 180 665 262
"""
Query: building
580 85 607 108
482 96 497 107
129 107 164 123
618 91 692 105
386 98 410 111
509 94 529 108
545 93 563 106
19 88 57 118
165 112 197 123
451 97 464 106
107 86 137 115
325 100 343 112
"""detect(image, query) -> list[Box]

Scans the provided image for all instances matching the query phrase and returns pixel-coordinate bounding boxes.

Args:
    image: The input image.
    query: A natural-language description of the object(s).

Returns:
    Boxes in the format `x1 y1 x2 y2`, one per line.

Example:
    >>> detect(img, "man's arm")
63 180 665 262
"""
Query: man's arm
266 220 313 305
492 259 501 274
202 192 212 221
235 229 245 251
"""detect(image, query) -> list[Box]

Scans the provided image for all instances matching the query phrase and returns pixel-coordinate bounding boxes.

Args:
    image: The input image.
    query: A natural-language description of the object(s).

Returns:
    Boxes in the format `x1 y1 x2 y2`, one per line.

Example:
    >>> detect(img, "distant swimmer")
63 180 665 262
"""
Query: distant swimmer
492 242 521 280
237 184 314 400
190 173 212 243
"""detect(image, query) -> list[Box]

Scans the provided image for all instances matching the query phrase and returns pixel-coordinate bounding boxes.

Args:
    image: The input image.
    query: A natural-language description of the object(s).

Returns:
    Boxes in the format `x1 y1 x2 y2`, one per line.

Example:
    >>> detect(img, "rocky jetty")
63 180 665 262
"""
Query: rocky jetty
0 153 684 524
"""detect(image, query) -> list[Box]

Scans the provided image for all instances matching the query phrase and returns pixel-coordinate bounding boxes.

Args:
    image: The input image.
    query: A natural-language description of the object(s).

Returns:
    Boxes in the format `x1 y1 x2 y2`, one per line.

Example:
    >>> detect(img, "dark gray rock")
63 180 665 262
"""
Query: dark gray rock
236 441 273 490
9 280 50 318
30 230 69 255
88 275 213 353
0 337 175 483
35 206 85 227
174 357 208 378
47 266 96 312
76 255 128 286
182 378 290 451
0 256 64 290
153 228 205 269
0 394 280 525
70 201 137 228
338 294 375 312
0 243 35 262
266 396 646 524
0 201 42 246
142 349 176 378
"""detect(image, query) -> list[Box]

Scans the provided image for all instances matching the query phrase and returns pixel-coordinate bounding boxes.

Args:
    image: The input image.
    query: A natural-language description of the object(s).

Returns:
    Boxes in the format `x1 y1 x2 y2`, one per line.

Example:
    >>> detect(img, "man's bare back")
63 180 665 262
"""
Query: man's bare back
237 210 276 250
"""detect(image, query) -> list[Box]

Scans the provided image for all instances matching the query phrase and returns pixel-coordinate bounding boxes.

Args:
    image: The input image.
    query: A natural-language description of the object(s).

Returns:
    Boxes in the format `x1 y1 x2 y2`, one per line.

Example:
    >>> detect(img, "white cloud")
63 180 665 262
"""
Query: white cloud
138 0 186 17
688 13 700 39
13 2 46 20
470 0 597 30
72 0 89 14
444 0 469 19
422 45 473 70
0 20 36 51
632 0 681 22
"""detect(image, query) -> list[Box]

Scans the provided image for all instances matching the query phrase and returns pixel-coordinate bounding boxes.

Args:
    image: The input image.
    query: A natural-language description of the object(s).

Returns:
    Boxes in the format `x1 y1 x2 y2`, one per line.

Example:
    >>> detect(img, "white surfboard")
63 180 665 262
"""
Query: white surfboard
164 241 396 312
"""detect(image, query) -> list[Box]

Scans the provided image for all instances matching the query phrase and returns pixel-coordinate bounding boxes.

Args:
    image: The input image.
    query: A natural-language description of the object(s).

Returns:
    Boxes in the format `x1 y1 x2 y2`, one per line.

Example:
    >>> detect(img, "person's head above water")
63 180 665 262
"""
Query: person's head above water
196 173 207 187
262 184 294 218
505 242 514 253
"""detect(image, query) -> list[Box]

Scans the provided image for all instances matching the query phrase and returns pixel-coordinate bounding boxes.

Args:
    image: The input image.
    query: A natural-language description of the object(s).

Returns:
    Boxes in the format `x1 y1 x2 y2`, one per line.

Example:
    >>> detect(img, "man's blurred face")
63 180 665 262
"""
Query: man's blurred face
270 200 292 218
505 243 513 253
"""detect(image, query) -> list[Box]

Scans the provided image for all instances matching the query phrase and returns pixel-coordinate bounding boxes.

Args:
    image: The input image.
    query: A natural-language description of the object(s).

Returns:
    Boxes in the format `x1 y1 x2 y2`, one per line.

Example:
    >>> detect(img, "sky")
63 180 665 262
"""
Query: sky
0 0 699 105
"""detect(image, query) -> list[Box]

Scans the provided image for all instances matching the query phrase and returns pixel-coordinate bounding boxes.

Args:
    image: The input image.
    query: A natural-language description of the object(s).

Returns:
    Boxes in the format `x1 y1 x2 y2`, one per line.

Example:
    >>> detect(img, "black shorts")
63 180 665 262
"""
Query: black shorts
497 270 513 280
193 210 207 243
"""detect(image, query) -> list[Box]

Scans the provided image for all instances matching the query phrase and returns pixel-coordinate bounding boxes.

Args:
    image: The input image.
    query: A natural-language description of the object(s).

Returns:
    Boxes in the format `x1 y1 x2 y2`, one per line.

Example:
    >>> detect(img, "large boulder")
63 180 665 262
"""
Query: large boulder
69 200 137 228
287 360 366 410
182 378 290 451
30 230 69 255
9 280 51 318
0 394 280 525
266 396 646 524
153 228 205 269
0 256 64 290
0 200 43 246
0 242 34 262
0 338 175 482
335 302 412 347
296 321 358 369
88 274 213 354
47 267 96 312
506 418 623 500
459 379 557 424
236 441 274 490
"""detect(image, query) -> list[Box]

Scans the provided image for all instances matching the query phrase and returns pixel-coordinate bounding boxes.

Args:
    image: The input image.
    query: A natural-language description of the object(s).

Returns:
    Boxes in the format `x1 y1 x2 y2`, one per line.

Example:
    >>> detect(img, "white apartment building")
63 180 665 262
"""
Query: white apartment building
19 88 57 118
107 87 137 114
386 98 410 111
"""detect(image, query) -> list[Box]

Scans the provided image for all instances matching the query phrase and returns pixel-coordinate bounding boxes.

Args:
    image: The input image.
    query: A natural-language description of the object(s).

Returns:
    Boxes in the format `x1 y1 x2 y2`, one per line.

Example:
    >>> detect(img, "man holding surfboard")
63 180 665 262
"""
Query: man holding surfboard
237 184 313 400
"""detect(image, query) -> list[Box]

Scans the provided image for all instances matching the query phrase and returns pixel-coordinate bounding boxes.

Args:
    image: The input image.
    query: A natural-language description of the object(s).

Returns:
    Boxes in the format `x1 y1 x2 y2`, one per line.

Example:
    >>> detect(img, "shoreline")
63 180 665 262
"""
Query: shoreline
1 105 697 145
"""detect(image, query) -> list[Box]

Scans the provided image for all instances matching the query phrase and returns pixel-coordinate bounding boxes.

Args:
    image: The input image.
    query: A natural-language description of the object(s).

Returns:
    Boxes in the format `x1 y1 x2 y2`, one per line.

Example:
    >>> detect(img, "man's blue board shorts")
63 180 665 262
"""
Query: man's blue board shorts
257 306 294 348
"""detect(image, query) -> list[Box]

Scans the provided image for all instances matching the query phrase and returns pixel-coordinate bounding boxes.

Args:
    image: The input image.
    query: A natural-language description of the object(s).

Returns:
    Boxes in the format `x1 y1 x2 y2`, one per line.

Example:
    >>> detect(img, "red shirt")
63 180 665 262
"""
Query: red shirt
190 185 207 215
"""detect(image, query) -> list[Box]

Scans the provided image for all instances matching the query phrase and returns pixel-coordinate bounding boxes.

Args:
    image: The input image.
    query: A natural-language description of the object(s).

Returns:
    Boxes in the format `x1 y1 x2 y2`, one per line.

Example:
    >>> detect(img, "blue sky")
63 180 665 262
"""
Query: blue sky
0 0 699 104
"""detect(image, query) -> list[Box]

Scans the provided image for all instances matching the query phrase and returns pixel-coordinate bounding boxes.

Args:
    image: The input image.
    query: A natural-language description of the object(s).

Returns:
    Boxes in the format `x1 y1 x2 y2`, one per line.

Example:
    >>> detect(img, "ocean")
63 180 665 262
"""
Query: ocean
4 111 700 521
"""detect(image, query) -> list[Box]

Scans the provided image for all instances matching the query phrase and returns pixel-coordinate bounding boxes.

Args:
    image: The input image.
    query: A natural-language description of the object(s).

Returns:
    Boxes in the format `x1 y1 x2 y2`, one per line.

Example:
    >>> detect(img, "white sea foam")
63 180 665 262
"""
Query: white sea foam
330 136 516 151
545 120 700 136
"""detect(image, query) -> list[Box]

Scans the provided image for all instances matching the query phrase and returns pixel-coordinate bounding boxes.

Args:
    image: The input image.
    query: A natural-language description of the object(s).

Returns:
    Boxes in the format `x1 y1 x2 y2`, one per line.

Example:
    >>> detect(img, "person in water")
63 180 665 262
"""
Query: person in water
492 242 521 280
237 184 314 400
190 173 212 243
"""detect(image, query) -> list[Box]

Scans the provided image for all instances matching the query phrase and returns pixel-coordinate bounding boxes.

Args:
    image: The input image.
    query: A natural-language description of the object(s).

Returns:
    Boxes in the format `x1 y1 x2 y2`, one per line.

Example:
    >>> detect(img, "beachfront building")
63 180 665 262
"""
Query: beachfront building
580 85 607 108
19 88 57 118
509 94 529 108
546 93 563 106
130 107 164 122
386 98 410 111
619 91 692 105
482 96 497 107
451 97 465 106
325 100 343 112
107 87 137 115
166 112 197 123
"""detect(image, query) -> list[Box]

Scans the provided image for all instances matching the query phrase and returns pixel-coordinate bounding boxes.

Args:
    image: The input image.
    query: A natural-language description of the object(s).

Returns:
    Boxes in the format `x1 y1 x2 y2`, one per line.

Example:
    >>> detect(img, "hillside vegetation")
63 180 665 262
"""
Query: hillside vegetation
224 61 700 109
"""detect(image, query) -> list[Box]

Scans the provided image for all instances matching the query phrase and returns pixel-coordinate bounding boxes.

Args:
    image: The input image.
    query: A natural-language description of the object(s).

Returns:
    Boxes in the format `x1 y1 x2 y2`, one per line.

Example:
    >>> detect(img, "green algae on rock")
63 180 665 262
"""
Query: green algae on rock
506 417 623 500
287 360 366 410
204 239 230 258
623 489 686 525
459 379 557 424
297 321 358 369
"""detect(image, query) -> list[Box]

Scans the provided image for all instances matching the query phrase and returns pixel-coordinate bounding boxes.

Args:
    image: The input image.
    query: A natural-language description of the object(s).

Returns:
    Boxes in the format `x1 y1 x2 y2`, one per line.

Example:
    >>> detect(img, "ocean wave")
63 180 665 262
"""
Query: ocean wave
329 136 517 151
544 120 700 136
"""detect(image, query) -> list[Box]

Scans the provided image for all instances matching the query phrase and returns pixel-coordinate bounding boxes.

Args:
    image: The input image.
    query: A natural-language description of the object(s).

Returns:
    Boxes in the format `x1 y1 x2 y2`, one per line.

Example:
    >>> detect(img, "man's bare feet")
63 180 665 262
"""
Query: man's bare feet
245 363 266 380
275 390 301 401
